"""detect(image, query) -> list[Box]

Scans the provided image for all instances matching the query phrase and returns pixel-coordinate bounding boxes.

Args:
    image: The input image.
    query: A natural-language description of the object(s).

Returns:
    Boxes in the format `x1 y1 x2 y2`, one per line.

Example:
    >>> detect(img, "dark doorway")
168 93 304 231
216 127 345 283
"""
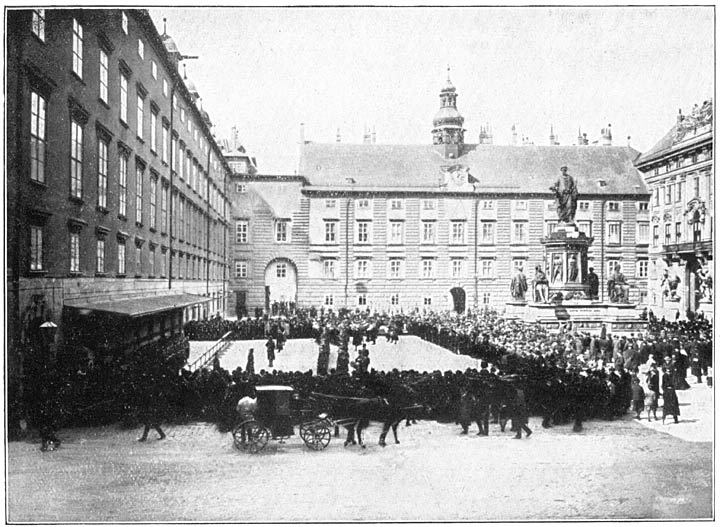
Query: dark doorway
450 287 466 313
264 286 271 313
235 291 247 318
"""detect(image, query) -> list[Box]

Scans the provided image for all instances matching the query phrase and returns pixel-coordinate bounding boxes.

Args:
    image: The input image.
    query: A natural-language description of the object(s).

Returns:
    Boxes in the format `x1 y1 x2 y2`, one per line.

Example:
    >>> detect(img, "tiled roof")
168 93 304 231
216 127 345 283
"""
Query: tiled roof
299 143 647 195
635 127 679 165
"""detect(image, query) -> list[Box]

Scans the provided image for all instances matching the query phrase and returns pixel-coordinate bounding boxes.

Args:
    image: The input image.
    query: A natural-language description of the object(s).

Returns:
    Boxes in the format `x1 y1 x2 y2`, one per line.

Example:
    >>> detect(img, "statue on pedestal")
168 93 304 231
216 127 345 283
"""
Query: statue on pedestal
696 267 713 302
533 265 549 303
660 269 681 301
510 265 528 302
549 166 578 225
608 264 630 303
587 267 599 299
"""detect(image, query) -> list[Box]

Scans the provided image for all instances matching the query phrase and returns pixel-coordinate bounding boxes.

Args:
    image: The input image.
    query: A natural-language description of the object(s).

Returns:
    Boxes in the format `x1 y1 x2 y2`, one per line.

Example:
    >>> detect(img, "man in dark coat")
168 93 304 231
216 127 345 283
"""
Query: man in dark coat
265 337 275 368
511 387 532 439
587 267 599 299
661 368 680 424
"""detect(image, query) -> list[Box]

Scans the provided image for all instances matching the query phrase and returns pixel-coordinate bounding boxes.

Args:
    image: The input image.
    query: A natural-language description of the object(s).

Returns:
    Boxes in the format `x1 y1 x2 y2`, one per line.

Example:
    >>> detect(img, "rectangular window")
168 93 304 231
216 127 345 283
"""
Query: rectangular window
608 201 620 212
578 201 590 211
32 9 45 41
235 261 248 278
150 110 157 152
422 221 436 244
675 221 682 241
694 177 700 197
161 185 168 233
480 259 495 278
676 182 682 203
514 200 527 210
451 221 466 244
30 225 43 271
637 260 648 279
70 120 83 198
135 165 143 224
160 250 166 277
664 223 671 244
180 107 186 123
653 225 659 247
482 292 491 305
358 294 367 306
97 139 108 208
95 238 105 273
512 221 527 244
421 259 436 279
637 222 650 244
607 221 622 244
389 221 404 244
235 220 248 243
276 263 287 278
389 258 403 279
118 155 128 217
606 260 619 279
423 296 432 306
151 60 157 79
481 221 495 244
70 232 80 272
637 202 649 212
324 221 337 243
356 221 370 243
323 259 336 279
512 259 525 272
422 199 436 211
275 220 289 242
162 125 169 163
356 199 370 210
117 241 126 274
653 189 660 207
665 186 672 204
72 18 83 77
135 245 142 275
355 259 370 279
120 73 128 123
149 247 155 277
137 39 144 59
163 78 168 97
390 293 400 306
390 199 404 210
99 50 108 103
578 220 591 236
149 177 157 229
325 199 335 208
236 183 247 193
30 91 46 183
121 11 128 33
546 221 558 236
136 95 144 140
451 258 464 278
324 294 334 306
482 200 494 210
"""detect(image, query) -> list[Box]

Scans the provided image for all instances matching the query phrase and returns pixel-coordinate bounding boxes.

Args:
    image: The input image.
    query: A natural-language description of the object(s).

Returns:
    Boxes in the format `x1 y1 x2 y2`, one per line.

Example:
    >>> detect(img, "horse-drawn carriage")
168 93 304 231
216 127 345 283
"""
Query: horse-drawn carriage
232 385 333 453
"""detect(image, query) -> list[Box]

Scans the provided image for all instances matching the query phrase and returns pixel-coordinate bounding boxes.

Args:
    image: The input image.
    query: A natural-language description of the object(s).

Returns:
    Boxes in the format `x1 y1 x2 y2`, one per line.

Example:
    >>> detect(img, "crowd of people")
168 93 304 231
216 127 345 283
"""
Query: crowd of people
23 304 712 450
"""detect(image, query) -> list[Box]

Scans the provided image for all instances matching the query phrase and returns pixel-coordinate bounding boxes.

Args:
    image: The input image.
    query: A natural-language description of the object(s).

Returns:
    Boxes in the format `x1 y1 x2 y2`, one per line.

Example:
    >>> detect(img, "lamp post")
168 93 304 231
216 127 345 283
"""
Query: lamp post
39 320 58 352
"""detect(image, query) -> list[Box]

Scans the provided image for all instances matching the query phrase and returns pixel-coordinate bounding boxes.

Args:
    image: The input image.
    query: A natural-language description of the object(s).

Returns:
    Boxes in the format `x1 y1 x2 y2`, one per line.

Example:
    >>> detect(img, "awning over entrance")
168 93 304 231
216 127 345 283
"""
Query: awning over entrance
64 293 210 318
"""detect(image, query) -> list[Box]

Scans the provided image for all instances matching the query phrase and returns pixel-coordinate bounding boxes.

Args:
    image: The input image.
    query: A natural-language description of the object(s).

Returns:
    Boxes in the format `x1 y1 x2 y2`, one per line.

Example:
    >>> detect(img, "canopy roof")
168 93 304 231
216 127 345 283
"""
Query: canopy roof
64 293 210 318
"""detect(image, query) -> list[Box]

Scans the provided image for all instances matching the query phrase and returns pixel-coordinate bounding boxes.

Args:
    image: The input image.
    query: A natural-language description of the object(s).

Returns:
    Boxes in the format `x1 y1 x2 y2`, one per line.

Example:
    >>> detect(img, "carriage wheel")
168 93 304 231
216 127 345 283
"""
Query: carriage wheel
300 421 332 450
233 420 269 453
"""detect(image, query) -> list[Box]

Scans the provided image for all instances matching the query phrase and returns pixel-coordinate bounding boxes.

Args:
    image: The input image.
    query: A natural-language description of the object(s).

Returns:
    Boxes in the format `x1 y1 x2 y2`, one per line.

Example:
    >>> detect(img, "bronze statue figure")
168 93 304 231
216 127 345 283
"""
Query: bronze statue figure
549 166 578 224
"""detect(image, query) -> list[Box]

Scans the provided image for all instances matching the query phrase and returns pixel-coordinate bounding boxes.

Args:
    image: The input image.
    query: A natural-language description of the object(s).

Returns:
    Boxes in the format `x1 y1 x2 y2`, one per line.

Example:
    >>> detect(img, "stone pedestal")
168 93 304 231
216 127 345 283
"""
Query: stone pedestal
541 224 592 301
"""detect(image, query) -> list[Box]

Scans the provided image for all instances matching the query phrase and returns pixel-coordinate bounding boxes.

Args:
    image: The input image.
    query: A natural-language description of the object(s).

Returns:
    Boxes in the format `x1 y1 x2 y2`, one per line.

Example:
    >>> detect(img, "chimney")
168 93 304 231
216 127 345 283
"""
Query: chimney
601 123 612 146
336 128 341 143
627 135 632 147
511 124 518 146
299 122 305 145
677 108 684 124
372 126 376 144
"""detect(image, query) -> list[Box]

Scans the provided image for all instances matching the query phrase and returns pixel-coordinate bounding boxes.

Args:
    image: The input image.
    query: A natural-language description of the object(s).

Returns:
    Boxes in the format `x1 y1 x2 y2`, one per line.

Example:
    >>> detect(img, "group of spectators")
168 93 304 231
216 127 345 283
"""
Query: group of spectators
24 304 712 450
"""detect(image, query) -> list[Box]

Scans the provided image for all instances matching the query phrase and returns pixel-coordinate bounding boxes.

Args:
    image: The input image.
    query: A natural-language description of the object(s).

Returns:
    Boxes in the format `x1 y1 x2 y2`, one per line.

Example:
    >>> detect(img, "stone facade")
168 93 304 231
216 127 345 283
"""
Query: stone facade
634 101 713 319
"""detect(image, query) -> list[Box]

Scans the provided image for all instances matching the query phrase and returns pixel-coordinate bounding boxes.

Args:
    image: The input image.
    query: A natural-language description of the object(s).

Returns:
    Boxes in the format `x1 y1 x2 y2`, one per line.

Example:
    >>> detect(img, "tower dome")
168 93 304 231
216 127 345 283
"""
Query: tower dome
431 68 465 146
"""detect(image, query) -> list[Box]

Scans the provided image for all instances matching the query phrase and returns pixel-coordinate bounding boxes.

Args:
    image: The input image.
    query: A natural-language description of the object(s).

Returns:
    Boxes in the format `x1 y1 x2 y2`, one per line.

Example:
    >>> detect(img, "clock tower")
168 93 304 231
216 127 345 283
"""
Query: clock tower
432 68 466 159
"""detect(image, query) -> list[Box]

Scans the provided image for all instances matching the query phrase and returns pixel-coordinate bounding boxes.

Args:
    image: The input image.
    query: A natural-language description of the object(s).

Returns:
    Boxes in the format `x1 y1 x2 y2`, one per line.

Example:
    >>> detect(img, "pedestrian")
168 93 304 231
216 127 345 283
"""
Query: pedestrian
246 348 255 376
645 364 660 421
630 377 645 419
511 387 532 439
266 337 275 368
661 367 680 424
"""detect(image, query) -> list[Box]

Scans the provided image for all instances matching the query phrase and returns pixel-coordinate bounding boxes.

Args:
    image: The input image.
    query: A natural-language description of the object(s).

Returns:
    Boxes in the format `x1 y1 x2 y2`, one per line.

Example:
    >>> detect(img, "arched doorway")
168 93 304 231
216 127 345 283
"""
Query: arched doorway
264 258 298 313
450 287 466 313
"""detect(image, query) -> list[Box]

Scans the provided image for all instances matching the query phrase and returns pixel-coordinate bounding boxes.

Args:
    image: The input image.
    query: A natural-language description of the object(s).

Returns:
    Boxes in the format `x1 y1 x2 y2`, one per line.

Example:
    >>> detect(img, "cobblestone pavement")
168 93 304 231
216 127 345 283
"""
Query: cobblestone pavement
8 339 713 522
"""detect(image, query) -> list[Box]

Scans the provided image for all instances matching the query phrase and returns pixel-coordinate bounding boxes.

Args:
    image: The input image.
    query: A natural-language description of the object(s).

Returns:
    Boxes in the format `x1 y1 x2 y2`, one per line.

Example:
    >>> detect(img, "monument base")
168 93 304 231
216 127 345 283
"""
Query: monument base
514 301 647 334
698 301 714 321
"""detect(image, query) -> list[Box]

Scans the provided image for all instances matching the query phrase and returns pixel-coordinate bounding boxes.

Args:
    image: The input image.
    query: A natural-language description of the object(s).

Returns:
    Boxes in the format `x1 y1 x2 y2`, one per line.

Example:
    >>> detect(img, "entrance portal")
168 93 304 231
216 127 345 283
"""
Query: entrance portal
450 287 466 313
264 259 298 313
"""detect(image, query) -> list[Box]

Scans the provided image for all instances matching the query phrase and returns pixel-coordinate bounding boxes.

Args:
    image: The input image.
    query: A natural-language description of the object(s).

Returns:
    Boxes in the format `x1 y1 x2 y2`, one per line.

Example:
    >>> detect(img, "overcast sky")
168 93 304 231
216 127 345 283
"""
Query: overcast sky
150 7 714 174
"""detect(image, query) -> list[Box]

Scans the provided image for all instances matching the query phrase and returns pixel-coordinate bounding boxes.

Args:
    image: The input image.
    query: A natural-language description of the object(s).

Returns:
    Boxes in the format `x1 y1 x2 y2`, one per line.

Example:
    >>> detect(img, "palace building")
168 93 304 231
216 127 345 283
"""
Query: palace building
227 76 650 316
6 9 232 382
634 101 714 319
